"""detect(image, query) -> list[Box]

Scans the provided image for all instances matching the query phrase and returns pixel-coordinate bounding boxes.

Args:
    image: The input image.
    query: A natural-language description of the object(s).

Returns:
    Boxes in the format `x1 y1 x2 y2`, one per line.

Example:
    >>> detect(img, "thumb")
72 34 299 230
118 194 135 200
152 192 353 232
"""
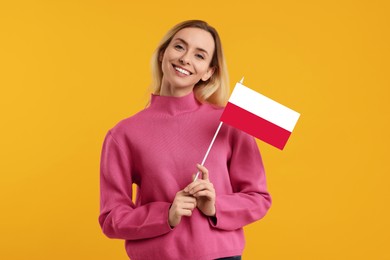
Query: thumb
196 164 209 180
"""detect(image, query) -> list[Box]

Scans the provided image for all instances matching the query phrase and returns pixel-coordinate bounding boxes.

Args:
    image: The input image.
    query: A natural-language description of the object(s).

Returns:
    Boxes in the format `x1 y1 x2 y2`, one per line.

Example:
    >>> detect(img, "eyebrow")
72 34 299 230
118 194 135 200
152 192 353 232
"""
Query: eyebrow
174 38 209 56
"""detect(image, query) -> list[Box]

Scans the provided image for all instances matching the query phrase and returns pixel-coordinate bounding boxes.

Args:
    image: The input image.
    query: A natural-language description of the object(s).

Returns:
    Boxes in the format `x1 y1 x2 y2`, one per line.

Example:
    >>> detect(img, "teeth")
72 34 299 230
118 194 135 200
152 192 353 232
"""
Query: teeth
174 66 191 75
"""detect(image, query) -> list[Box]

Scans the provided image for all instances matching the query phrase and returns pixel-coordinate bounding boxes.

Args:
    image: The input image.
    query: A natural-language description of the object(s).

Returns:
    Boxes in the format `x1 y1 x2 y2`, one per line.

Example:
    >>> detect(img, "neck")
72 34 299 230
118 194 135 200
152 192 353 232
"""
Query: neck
159 79 194 97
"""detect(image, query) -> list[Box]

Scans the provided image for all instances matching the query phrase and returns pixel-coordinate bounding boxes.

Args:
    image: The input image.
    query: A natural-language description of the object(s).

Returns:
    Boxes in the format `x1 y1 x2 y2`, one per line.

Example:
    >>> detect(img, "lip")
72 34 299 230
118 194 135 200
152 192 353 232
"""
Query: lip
172 64 193 75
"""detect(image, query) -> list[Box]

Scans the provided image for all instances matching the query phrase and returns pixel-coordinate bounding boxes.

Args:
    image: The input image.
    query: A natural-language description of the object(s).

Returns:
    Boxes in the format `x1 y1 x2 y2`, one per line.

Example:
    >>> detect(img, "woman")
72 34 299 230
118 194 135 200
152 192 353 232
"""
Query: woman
99 20 271 260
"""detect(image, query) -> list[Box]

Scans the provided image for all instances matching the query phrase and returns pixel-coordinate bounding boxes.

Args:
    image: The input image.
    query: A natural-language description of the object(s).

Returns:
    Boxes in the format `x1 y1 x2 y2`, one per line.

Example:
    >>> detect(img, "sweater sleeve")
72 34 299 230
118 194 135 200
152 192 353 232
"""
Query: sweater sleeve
98 131 172 240
209 130 272 231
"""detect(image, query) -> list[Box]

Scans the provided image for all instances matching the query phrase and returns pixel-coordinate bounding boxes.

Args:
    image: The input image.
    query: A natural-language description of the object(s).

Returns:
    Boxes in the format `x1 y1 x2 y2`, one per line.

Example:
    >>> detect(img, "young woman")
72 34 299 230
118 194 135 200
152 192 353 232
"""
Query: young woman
99 20 271 260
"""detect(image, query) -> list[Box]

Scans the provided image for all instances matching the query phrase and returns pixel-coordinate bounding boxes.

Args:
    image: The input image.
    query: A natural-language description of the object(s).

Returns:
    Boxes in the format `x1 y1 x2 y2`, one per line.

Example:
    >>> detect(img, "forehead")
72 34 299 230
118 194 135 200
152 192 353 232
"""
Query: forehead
172 27 215 54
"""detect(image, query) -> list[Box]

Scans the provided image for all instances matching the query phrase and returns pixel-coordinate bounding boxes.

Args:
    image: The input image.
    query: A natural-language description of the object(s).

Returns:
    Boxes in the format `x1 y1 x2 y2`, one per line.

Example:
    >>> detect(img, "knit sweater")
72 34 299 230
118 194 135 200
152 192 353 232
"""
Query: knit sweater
99 91 272 260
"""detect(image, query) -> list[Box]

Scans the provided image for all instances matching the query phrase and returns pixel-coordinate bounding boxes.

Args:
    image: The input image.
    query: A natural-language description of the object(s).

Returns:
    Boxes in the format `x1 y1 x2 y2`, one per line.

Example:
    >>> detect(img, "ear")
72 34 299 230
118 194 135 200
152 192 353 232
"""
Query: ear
201 66 215 82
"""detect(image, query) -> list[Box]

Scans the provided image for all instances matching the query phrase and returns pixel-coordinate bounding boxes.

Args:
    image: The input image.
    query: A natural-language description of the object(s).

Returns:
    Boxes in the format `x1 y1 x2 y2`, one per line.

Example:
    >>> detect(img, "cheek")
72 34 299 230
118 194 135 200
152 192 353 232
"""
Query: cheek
161 52 175 69
196 63 211 75
161 54 171 71
163 48 176 60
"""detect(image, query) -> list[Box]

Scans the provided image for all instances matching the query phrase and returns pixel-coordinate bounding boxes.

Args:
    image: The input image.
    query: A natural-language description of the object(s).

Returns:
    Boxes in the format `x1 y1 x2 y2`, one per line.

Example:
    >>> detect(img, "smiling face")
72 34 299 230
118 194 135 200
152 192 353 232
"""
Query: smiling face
159 27 216 97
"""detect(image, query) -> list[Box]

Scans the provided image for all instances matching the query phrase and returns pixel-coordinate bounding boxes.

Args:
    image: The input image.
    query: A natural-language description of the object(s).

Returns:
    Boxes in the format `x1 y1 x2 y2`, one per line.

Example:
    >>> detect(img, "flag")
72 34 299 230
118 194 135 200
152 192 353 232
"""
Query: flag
220 80 300 150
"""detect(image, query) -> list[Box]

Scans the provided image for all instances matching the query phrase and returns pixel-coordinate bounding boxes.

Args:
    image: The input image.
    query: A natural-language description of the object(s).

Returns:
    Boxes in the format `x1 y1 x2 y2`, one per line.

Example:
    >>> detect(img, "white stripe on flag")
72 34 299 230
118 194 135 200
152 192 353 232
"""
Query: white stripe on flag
229 83 300 132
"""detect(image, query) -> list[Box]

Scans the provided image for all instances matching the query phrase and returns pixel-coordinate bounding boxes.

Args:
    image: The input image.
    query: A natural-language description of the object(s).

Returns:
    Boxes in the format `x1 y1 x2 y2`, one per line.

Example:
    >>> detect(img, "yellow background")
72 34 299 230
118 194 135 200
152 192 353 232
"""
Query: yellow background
1 0 389 259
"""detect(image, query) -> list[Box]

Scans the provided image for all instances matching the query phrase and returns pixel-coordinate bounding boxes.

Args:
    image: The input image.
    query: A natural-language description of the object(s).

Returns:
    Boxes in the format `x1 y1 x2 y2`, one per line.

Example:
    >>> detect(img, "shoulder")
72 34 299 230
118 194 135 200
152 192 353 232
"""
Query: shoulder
199 102 224 118
107 107 152 140
204 102 224 112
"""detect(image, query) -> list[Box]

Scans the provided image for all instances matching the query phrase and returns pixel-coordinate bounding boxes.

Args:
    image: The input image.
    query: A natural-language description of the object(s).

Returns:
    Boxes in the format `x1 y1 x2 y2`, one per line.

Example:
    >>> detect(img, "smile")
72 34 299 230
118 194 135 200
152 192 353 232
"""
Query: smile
173 64 192 76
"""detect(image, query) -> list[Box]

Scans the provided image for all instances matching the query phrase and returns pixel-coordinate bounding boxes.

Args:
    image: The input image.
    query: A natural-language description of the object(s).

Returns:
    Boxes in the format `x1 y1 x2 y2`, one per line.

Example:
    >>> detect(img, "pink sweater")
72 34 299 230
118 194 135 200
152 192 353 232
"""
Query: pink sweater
99 92 271 260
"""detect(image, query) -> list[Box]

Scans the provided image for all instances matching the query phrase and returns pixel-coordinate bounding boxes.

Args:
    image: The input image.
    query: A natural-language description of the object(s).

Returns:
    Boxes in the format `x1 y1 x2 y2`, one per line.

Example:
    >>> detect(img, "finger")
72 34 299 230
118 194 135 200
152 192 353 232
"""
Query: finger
190 182 214 195
179 188 196 197
193 190 215 200
188 183 208 195
197 164 209 180
184 178 209 193
175 208 193 217
177 194 197 204
184 181 202 194
182 201 197 210
181 209 194 217
179 195 197 204
176 190 189 197
184 181 199 193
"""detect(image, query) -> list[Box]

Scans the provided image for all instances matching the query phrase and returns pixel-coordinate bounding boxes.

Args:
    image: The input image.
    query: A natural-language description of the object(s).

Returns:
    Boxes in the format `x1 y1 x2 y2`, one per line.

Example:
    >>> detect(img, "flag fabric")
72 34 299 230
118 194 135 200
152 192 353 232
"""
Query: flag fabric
220 81 300 150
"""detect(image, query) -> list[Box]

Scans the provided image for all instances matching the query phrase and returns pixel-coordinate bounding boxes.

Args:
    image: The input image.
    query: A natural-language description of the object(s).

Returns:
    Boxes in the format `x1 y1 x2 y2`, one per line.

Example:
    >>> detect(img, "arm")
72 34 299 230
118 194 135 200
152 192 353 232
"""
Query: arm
98 131 172 240
209 130 272 231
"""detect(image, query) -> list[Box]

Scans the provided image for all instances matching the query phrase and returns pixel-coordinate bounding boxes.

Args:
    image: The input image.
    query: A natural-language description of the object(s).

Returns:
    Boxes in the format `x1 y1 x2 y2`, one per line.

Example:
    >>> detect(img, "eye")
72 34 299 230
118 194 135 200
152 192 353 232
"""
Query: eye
195 53 205 60
174 44 184 51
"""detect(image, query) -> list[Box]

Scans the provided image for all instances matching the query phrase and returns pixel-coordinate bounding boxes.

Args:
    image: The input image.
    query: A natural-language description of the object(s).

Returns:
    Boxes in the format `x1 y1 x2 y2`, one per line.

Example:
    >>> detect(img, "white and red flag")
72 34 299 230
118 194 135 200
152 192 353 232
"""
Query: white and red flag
193 78 300 180
220 79 300 150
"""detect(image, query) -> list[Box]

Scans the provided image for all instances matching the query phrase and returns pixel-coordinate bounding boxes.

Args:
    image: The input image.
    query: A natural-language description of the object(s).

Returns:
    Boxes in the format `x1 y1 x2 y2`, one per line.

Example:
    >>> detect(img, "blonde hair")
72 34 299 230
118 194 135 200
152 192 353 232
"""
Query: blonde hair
150 20 229 107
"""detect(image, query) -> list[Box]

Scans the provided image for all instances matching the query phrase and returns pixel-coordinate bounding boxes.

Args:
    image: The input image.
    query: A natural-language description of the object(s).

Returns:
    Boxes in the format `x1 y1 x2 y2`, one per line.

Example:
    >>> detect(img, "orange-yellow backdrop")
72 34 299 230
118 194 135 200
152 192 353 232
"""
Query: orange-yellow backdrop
1 0 389 259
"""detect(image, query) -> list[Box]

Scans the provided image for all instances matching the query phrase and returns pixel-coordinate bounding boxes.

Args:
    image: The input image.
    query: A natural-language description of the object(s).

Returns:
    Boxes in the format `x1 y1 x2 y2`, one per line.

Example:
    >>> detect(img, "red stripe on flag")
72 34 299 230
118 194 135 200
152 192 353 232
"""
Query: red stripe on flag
220 102 292 150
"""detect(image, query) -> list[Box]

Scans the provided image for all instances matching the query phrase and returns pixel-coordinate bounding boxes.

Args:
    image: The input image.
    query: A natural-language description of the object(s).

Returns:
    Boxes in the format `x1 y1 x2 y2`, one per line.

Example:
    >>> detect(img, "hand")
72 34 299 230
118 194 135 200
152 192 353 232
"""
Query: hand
168 190 197 228
184 164 216 217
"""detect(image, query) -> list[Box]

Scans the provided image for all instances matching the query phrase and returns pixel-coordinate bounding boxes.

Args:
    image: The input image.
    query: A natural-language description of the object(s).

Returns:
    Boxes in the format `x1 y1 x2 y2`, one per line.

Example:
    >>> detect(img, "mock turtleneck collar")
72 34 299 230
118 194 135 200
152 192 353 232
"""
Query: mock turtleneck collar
149 91 201 116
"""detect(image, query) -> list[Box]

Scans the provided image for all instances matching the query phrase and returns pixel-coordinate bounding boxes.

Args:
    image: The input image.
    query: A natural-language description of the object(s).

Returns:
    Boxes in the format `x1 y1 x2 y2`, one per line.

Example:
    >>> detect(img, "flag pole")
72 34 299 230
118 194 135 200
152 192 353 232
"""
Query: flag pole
193 121 223 181
193 77 245 181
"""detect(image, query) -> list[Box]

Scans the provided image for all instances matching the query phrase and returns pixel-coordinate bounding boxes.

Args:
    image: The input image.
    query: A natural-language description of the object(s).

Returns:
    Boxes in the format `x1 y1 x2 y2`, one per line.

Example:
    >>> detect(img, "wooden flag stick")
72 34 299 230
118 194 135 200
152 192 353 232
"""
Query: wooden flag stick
193 77 244 181
193 121 223 181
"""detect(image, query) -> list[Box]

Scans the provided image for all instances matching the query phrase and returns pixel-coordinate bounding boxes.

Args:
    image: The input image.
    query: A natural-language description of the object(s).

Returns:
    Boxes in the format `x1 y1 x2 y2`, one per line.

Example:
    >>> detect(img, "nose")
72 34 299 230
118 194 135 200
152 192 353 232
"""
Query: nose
179 52 190 65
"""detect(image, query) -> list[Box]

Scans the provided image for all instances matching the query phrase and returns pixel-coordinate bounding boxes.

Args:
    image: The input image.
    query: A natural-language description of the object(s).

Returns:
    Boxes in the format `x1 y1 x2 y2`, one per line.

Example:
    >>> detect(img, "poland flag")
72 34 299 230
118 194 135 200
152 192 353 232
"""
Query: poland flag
220 80 300 150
